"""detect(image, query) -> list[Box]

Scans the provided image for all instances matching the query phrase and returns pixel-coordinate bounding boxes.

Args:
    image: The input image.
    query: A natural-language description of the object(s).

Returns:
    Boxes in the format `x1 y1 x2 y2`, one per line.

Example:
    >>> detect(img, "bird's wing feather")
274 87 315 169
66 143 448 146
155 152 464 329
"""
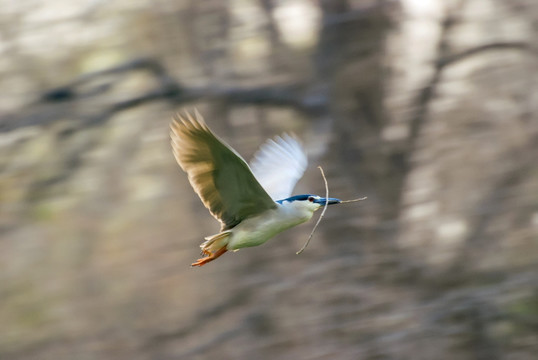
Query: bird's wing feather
170 111 276 230
249 134 308 201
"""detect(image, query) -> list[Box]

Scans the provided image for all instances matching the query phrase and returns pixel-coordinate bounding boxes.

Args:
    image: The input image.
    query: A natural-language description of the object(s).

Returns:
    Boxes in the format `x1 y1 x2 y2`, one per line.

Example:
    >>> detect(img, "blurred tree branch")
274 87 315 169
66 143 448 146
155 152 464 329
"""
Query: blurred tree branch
437 41 534 68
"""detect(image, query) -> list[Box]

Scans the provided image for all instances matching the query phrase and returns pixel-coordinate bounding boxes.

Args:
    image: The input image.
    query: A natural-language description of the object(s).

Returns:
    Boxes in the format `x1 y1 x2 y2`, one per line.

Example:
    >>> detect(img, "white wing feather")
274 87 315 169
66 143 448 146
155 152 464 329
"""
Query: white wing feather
250 134 308 201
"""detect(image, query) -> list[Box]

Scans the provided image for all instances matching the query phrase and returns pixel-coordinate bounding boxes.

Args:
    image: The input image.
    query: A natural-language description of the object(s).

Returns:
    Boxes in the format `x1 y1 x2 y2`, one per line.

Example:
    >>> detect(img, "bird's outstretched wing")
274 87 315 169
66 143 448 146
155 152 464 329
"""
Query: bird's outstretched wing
170 111 277 230
250 134 308 201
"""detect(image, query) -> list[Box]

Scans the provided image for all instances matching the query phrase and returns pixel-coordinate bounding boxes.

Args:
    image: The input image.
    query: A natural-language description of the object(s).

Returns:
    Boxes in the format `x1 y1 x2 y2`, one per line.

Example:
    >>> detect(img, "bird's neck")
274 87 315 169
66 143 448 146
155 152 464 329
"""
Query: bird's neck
277 201 316 224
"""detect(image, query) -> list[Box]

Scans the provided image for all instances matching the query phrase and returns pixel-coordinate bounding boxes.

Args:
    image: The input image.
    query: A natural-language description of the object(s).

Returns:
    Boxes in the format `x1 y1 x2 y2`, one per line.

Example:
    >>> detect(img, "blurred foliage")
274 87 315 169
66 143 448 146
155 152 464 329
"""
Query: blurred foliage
0 0 537 359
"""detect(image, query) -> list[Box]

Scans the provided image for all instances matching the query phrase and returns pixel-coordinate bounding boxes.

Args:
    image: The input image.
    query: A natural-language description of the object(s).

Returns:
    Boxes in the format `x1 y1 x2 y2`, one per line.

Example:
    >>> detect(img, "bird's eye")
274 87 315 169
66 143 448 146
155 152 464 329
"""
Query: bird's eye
308 196 314 202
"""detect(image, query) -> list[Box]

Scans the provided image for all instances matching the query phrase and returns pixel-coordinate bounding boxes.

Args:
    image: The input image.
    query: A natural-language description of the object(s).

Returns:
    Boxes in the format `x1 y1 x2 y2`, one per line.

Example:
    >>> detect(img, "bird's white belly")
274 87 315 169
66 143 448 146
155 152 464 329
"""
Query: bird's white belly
226 208 313 250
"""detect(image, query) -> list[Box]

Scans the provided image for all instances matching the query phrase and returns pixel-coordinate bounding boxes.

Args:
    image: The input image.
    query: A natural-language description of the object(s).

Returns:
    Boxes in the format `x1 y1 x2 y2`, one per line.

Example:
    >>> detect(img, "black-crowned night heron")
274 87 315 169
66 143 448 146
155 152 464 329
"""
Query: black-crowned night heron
170 110 343 267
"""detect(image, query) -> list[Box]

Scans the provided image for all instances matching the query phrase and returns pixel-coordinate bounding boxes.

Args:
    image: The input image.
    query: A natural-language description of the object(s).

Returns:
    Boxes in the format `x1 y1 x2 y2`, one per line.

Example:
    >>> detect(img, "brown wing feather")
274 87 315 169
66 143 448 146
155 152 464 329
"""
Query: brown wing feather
170 110 276 230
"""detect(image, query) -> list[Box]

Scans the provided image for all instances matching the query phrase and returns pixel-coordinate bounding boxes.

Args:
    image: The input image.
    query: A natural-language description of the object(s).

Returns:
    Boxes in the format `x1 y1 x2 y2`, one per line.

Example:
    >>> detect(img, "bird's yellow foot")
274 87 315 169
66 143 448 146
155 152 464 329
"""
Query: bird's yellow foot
191 247 227 267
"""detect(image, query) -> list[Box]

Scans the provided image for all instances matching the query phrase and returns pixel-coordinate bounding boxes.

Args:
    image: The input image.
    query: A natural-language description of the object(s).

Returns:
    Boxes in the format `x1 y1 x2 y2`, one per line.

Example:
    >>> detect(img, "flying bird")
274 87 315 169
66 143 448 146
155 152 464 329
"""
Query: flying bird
170 110 342 267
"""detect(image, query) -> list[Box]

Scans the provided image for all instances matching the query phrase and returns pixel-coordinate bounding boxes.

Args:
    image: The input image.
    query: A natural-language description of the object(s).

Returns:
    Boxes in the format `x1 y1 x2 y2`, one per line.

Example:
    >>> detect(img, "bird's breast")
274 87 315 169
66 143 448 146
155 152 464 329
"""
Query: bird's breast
226 205 314 250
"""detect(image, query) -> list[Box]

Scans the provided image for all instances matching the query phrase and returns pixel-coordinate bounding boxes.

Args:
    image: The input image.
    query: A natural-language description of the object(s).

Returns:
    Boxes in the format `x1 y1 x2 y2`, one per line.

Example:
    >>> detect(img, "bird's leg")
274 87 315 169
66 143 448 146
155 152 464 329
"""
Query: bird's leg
191 247 227 267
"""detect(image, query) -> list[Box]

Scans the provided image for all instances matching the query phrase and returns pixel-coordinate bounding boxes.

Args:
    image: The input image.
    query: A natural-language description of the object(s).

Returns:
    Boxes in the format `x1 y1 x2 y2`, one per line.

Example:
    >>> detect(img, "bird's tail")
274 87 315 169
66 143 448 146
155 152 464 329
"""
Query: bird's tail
200 230 232 255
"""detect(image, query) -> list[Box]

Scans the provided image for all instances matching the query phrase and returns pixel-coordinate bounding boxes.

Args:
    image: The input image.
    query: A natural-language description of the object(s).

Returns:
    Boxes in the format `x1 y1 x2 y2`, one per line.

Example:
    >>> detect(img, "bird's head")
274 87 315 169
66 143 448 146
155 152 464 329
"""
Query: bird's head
277 194 341 211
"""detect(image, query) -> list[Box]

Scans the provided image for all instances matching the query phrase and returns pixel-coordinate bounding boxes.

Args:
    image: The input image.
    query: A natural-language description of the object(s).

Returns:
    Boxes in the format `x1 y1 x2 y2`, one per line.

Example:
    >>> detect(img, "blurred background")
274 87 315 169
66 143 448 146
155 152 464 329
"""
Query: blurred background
1 0 537 359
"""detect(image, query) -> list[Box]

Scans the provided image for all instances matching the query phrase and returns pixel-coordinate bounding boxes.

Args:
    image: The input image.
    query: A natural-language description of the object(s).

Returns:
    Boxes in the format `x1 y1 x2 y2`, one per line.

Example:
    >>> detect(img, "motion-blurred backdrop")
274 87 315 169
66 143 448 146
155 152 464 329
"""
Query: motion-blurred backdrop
0 0 537 359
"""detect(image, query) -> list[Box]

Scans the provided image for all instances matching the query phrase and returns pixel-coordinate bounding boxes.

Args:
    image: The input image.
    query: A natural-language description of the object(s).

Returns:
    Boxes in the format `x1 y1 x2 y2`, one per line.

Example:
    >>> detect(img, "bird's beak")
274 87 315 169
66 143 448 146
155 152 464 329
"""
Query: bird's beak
315 197 341 205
